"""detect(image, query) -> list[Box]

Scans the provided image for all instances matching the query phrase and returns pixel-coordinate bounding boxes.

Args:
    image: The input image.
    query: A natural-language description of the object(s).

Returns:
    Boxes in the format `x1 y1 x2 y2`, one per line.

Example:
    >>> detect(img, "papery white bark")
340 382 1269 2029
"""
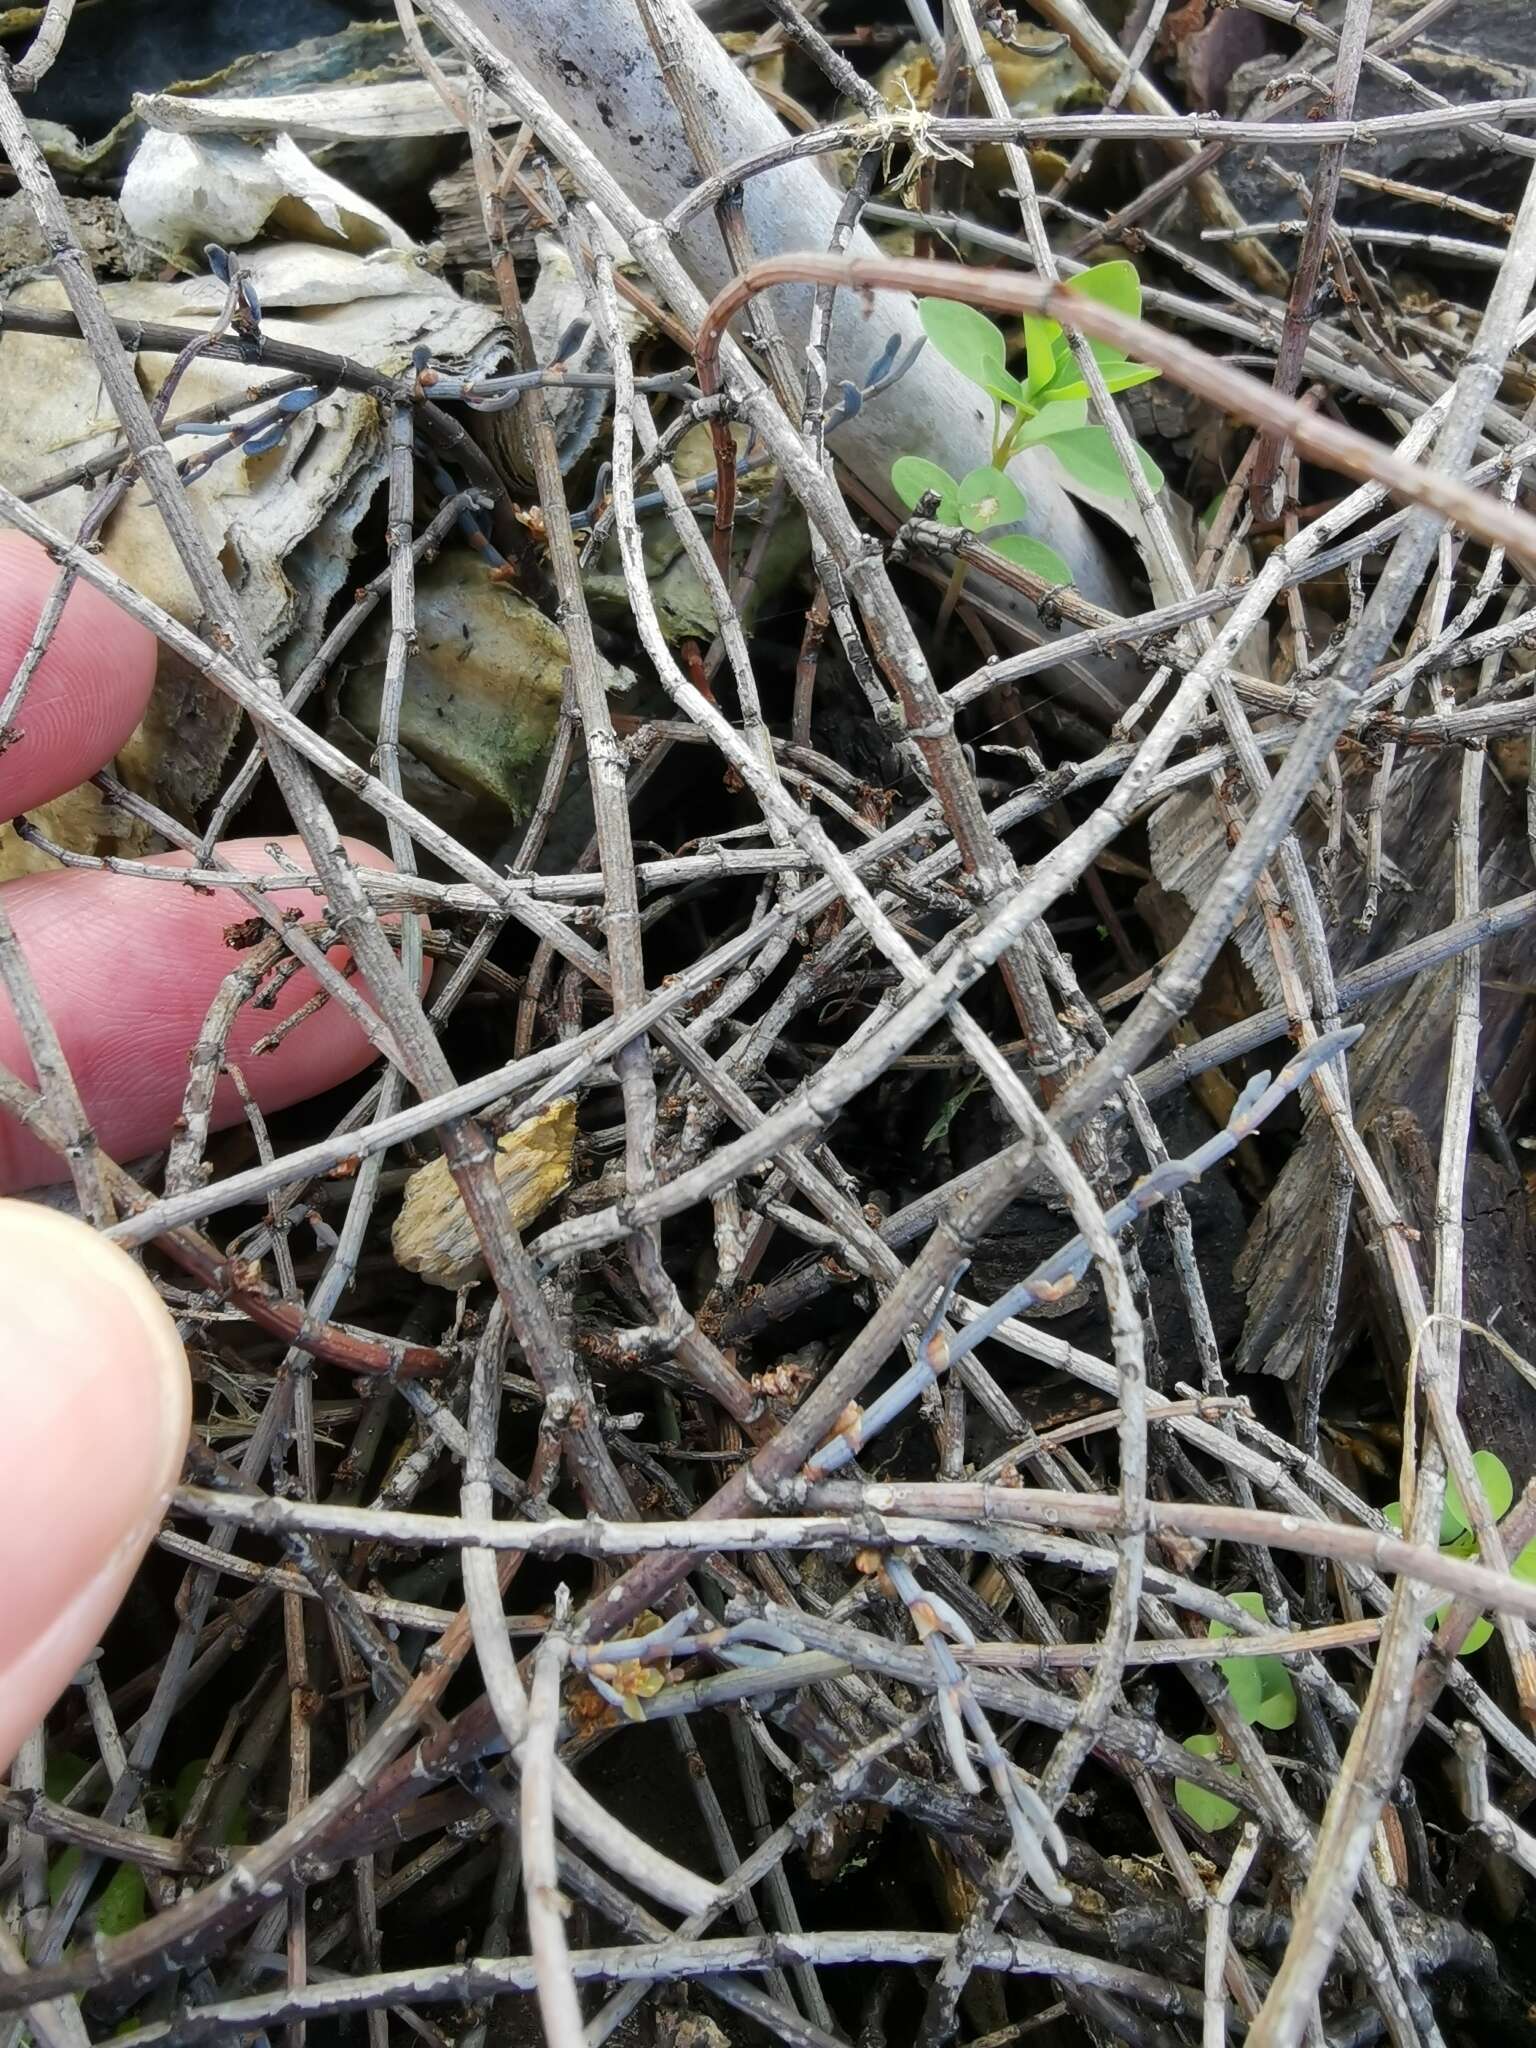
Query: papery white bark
442 0 1140 711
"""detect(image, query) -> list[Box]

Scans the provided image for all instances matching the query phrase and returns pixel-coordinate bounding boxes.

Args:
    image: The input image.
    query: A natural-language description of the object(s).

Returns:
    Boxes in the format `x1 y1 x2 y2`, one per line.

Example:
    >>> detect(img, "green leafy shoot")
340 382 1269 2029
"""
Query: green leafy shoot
1174 1590 1297 1831
48 1846 146 1934
1447 1448 1515 1534
94 1863 148 1938
1210 1591 1297 1731
924 1070 983 1151
905 265 1162 515
1384 1450 1530 1656
891 455 1071 584
48 1756 248 1950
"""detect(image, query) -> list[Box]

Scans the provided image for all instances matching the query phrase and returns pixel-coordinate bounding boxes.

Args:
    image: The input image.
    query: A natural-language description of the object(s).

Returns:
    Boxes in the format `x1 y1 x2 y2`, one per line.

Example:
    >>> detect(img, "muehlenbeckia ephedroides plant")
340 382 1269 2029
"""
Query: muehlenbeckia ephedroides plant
891 261 1163 588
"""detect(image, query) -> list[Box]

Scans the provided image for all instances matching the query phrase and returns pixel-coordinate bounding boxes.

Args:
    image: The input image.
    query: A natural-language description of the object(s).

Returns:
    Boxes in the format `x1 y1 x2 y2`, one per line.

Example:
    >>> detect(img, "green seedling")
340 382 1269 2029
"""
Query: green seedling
46 1747 150 1937
923 1069 984 1151
45 1755 248 1945
1175 1732 1241 1834
1385 1448 1534 1655
1174 1591 1298 1834
1211 1591 1299 1731
890 455 1073 586
890 262 1163 591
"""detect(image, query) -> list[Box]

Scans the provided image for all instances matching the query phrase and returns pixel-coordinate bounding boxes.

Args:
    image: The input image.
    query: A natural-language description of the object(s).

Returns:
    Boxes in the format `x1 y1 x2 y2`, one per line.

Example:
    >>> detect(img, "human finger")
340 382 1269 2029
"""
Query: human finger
0 533 159 821
0 1200 190 1769
0 835 408 1191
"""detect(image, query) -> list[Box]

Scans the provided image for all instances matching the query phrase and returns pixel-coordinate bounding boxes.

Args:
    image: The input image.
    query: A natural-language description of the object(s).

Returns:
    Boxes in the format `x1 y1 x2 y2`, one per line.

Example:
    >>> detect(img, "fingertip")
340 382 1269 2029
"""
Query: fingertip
0 533 159 820
0 1201 190 1768
0 833 427 1191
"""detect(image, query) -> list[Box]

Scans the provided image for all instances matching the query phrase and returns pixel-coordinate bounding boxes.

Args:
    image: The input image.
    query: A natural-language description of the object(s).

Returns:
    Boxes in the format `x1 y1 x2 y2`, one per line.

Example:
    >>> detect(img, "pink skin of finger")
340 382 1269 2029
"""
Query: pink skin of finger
0 533 420 1187
0 834 406 1191
0 1201 191 1770
0 533 158 820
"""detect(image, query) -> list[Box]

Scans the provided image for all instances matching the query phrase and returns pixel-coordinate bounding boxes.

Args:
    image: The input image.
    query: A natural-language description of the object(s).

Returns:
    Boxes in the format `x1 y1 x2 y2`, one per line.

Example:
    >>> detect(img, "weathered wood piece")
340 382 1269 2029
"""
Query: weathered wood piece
1358 1104 1536 1495
1151 749 1536 1383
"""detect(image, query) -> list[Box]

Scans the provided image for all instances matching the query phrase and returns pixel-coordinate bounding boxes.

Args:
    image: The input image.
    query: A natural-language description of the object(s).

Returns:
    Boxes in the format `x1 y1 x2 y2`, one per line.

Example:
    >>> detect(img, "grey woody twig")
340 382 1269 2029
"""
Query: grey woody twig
168 1484 1536 1627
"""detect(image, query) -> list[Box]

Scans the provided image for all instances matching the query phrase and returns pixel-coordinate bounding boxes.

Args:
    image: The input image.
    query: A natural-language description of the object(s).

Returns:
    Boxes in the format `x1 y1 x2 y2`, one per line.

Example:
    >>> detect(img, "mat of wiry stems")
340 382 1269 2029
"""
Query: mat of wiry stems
1 0 1536 2044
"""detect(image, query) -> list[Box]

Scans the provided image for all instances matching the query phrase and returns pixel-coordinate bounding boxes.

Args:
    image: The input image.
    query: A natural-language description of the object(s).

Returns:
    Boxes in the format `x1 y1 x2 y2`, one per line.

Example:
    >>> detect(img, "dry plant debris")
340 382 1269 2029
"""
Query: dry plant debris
392 1096 578 1286
1 0 1536 2045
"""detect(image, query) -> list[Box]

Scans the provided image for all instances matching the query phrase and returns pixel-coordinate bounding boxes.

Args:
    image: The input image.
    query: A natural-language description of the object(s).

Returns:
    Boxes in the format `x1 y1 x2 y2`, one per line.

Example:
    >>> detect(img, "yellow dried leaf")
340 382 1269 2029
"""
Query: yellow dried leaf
717 30 785 95
0 781 153 884
391 1098 577 1289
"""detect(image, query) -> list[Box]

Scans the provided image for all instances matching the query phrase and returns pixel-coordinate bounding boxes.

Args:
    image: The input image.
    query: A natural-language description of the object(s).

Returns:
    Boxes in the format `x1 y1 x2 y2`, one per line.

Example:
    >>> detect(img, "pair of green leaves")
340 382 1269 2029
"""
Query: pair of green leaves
890 456 1073 585
911 262 1163 502
1210 1592 1299 1731
1384 1448 1535 1656
1174 1592 1299 1835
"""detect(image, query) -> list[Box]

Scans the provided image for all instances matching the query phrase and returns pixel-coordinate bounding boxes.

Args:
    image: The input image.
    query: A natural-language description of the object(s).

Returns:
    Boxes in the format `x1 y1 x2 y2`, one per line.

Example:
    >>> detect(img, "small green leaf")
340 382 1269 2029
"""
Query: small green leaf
1513 1539 1536 1583
1175 1776 1239 1832
957 464 1029 535
1430 1601 1494 1655
924 1072 983 1151
49 1845 82 1908
919 297 1010 392
1045 425 1163 499
1387 1487 1486 1548
94 1863 147 1939
171 1758 211 1827
1175 1734 1240 1832
1064 259 1143 322
1217 1651 1265 1723
1023 314 1059 396
953 466 1072 582
1252 1663 1298 1730
1210 1592 1268 1637
1482 1441 1515 1523
169 1758 249 1847
988 532 1074 584
982 362 1029 408
1041 340 1160 403
45 1754 90 1804
891 456 959 524
1010 399 1088 447
1447 1450 1514 1534
1210 1594 1298 1728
